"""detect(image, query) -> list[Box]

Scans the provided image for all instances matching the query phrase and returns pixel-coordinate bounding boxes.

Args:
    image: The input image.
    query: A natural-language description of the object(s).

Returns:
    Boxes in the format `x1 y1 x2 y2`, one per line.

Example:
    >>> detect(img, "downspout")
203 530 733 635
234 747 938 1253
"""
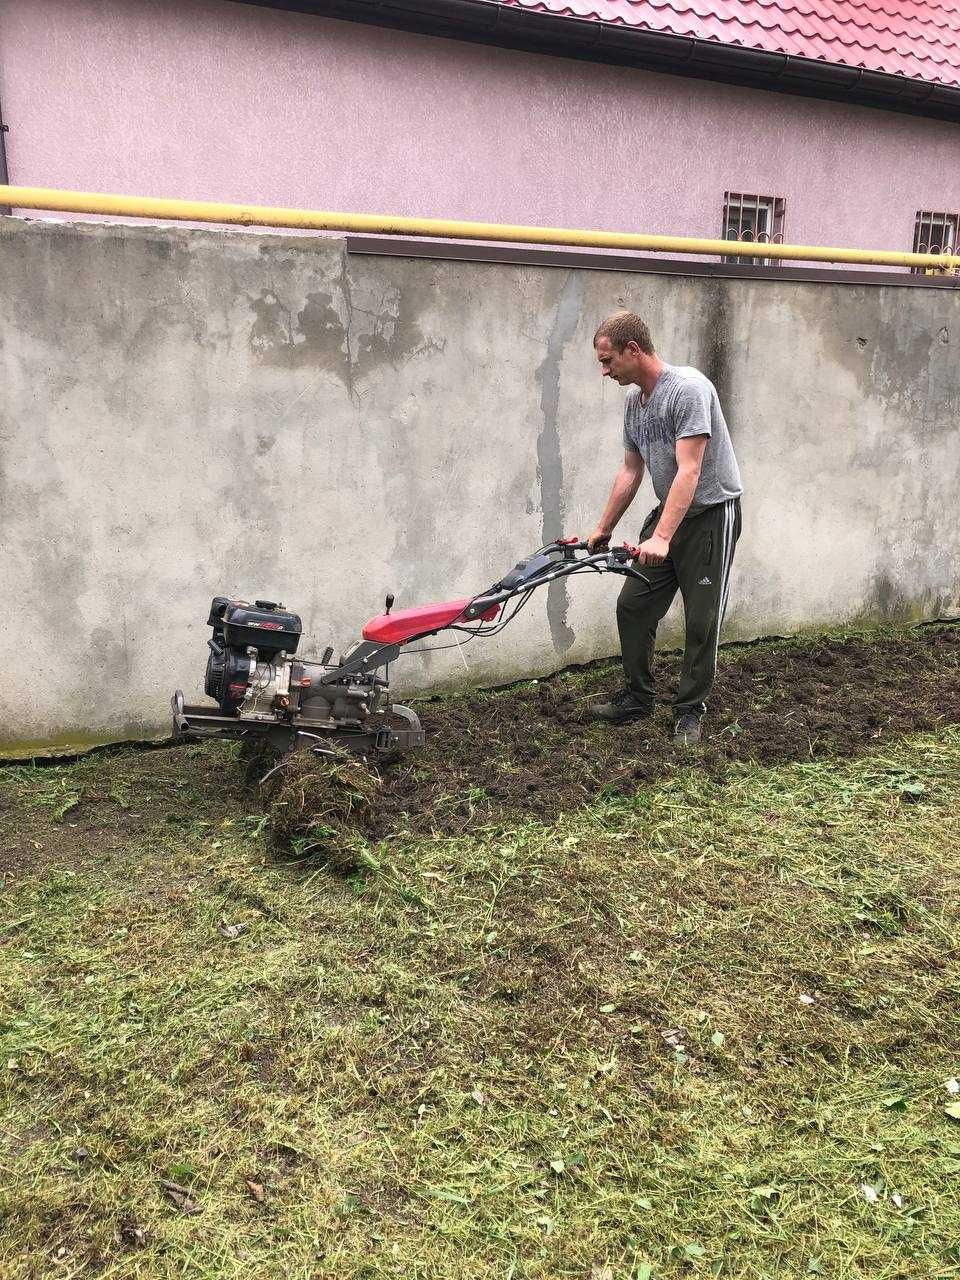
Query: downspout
0 93 10 215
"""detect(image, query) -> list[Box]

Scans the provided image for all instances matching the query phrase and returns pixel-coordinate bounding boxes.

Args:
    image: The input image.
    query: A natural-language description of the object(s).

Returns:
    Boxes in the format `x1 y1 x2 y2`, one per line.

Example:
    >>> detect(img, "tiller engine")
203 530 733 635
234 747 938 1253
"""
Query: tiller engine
172 539 649 758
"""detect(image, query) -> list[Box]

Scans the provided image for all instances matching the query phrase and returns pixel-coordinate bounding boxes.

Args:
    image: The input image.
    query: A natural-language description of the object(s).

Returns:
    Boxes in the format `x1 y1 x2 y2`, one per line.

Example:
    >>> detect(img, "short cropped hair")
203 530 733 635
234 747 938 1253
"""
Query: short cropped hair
593 311 655 354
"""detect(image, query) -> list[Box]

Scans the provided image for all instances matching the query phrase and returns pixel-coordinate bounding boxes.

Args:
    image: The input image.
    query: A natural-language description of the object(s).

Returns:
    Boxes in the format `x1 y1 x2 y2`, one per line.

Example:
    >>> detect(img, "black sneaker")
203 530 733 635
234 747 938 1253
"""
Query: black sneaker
591 689 654 724
673 710 702 746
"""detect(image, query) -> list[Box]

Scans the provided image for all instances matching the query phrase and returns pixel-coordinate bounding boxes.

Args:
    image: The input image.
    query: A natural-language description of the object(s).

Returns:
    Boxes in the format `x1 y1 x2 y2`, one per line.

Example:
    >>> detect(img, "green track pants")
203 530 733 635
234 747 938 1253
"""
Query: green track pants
617 497 742 717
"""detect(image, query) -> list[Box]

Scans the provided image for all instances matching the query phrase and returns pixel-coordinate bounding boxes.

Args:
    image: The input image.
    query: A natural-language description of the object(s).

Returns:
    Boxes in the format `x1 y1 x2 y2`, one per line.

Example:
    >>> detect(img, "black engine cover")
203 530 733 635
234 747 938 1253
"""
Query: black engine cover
222 601 301 656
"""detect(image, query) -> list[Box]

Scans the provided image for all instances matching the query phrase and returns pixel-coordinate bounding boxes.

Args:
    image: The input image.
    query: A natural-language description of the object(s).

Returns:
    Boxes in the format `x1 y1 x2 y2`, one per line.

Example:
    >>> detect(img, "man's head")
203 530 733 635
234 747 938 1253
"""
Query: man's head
593 311 656 386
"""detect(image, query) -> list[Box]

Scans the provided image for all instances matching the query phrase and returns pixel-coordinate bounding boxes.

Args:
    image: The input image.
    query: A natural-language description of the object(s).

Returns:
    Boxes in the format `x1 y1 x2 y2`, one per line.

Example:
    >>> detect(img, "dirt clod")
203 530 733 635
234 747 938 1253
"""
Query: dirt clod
251 743 381 872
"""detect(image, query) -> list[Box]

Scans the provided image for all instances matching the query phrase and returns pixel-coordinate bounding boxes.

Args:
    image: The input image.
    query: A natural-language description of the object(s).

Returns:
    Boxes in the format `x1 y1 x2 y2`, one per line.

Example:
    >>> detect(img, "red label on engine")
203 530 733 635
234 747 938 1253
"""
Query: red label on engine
251 621 284 630
228 683 247 695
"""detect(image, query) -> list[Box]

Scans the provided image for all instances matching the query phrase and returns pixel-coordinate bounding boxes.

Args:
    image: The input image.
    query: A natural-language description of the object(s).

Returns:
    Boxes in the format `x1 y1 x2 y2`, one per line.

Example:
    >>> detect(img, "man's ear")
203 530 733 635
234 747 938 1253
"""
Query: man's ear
624 340 641 356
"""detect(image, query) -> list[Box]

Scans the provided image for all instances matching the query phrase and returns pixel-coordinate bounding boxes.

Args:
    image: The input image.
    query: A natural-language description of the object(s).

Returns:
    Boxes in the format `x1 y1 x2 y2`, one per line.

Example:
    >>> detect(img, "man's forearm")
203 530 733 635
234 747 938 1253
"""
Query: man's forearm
655 465 701 542
597 467 643 535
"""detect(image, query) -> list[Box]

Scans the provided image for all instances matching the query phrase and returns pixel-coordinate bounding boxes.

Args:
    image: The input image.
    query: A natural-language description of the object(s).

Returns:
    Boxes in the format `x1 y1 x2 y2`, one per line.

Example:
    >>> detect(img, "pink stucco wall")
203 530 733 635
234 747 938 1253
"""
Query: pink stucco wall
1 0 959 254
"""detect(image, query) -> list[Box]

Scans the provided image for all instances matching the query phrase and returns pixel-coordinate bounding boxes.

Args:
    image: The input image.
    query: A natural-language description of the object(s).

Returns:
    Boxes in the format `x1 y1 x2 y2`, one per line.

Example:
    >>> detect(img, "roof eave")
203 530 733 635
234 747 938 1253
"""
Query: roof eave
231 0 960 123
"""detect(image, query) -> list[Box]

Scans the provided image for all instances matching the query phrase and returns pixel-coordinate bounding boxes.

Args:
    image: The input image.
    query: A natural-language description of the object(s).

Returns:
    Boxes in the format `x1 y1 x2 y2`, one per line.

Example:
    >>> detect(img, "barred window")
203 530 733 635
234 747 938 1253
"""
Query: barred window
912 210 958 274
721 192 785 266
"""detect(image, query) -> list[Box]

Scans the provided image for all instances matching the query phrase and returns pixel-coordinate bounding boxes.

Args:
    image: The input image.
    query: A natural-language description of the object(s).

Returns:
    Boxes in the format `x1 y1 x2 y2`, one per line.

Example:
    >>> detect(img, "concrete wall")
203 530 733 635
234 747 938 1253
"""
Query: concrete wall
2 0 960 260
1 215 958 753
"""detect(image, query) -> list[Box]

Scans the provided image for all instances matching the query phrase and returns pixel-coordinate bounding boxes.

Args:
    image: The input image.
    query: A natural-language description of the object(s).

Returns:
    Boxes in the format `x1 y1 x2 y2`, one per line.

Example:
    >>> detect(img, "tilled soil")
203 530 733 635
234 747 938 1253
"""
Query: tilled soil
3 627 959 878
363 625 960 836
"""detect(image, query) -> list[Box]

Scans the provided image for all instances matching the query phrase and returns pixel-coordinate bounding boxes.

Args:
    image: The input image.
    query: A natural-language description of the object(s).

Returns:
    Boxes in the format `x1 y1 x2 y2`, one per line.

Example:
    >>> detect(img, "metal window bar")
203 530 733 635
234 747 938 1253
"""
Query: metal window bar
912 210 958 275
722 192 785 266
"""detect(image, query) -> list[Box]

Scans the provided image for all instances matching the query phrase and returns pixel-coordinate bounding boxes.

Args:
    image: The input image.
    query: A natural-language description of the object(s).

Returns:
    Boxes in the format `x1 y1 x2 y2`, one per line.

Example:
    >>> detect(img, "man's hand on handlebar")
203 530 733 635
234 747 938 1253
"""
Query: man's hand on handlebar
636 533 670 566
583 527 669 565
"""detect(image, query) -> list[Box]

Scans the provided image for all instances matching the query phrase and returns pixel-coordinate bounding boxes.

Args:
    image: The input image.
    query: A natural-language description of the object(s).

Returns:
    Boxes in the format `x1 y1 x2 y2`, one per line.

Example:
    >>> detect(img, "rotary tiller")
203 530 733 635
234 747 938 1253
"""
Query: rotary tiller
171 538 650 759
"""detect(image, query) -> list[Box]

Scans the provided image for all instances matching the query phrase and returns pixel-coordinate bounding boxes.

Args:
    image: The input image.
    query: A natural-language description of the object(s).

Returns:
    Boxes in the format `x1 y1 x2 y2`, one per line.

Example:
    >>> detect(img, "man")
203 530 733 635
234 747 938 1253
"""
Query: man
587 311 743 746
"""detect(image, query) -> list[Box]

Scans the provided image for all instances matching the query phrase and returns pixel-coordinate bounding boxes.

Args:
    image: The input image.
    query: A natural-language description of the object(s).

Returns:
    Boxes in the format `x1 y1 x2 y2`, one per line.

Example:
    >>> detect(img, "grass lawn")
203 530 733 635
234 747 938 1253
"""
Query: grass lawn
2 634 960 1279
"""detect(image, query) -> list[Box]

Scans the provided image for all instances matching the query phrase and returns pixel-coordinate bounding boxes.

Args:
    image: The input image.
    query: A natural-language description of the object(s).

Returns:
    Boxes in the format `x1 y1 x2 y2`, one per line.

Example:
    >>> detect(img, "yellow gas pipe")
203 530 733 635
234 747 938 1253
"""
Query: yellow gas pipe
1 183 957 273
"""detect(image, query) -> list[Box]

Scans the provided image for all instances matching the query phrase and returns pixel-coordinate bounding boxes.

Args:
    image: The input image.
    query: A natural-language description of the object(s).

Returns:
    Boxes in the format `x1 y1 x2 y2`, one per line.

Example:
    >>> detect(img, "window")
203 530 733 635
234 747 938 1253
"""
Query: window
912 210 958 274
721 192 786 266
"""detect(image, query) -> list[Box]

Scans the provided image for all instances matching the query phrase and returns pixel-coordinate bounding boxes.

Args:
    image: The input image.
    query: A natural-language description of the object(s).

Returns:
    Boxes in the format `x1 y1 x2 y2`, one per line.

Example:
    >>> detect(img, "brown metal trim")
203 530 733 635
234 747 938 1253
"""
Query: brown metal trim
345 235 960 289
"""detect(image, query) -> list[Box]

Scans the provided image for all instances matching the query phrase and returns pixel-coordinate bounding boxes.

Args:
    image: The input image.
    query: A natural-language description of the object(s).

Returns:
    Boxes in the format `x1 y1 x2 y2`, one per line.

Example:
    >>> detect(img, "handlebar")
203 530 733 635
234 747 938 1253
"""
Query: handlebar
555 536 645 558
459 536 649 622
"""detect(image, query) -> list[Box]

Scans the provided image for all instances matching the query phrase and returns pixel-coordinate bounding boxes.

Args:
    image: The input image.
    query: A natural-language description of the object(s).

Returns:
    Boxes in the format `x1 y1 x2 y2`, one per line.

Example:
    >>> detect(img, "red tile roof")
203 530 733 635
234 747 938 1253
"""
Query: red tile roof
494 0 960 89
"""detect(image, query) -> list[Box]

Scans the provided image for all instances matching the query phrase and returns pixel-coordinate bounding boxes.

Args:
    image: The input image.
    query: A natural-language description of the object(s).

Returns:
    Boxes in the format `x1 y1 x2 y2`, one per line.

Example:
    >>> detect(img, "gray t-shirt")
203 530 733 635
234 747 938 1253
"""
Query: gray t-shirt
623 364 743 514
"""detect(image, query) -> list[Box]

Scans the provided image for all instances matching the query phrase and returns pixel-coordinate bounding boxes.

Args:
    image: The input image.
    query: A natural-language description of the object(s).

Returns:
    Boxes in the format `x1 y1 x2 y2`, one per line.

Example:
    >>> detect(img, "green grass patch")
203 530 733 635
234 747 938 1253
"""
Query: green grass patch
1 727 960 1278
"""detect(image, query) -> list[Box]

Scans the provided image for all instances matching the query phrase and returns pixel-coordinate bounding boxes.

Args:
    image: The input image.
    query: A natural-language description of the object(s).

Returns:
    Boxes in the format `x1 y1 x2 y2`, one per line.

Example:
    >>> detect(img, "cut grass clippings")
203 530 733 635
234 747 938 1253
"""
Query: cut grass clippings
1 628 960 1278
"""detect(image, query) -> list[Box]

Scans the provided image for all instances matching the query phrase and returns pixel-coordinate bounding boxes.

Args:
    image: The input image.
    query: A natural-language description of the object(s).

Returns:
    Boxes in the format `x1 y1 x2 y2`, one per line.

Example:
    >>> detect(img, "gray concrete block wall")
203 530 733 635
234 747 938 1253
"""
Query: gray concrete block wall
1 218 958 753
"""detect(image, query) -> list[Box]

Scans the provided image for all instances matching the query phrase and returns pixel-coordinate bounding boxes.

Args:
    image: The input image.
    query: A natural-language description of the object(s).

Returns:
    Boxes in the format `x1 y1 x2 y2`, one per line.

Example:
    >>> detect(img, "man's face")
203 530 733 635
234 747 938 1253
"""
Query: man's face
595 336 642 385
